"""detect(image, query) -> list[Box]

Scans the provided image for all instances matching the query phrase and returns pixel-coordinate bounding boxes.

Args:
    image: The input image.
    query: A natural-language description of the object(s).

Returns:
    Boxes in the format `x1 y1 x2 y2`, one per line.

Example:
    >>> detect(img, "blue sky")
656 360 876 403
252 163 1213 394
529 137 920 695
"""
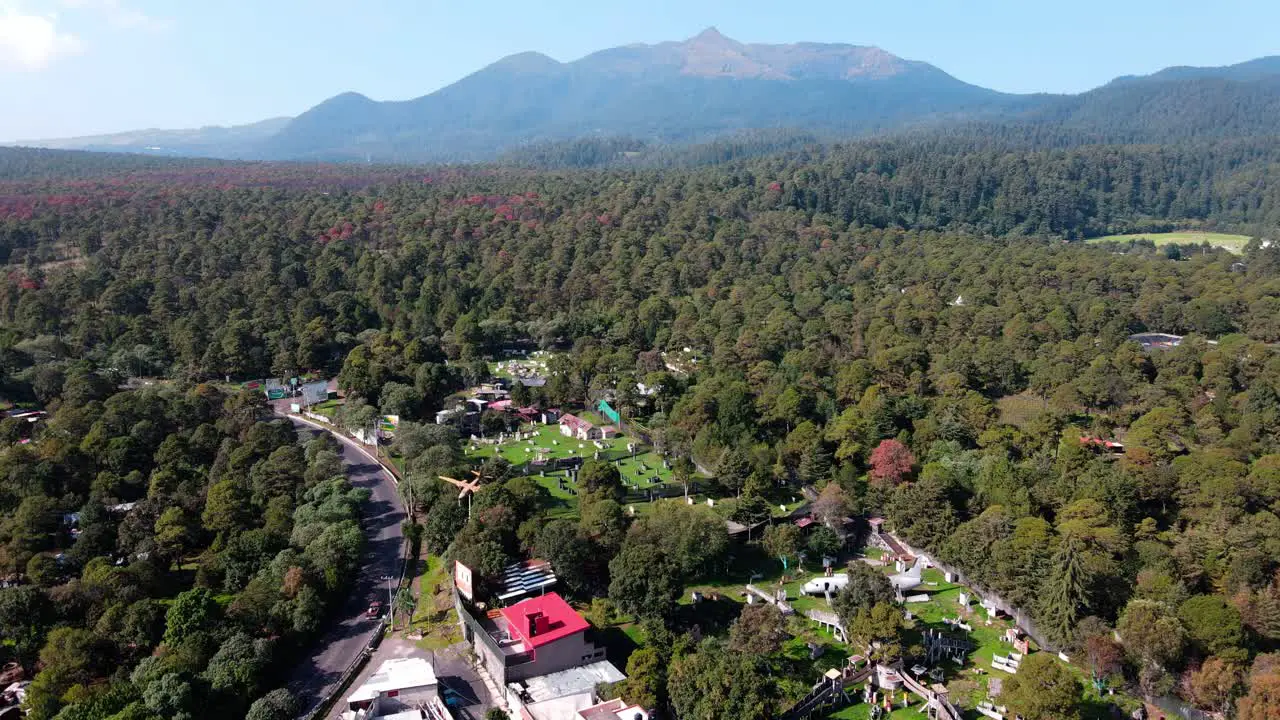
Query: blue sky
1 0 1277 141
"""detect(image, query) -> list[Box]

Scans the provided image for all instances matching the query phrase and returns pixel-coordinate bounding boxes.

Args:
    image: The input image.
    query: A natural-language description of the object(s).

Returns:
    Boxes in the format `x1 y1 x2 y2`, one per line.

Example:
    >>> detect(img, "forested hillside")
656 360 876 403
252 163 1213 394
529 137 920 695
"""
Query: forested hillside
2 134 1280 719
0 380 367 719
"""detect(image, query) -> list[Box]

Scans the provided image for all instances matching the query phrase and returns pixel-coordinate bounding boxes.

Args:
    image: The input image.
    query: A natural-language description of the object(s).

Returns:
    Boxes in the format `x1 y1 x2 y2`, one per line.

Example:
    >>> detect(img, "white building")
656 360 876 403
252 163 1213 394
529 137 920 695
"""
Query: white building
342 657 450 720
558 413 600 441
505 660 627 720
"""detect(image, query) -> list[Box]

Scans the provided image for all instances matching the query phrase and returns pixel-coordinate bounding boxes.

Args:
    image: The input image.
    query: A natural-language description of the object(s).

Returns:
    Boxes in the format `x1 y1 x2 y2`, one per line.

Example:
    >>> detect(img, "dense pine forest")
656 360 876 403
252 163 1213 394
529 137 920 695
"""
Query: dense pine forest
2 133 1280 720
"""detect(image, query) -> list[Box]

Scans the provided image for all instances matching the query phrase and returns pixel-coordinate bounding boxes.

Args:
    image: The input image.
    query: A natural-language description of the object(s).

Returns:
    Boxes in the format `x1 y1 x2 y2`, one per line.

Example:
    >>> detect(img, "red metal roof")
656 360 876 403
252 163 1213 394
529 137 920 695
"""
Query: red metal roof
499 592 590 650
559 413 594 432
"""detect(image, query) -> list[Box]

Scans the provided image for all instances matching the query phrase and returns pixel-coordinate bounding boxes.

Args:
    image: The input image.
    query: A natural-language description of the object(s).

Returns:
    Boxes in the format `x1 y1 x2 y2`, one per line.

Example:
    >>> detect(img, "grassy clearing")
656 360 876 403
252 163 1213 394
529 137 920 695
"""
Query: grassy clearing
1086 231 1252 254
465 421 717 516
591 536 1131 718
731 552 1042 715
996 392 1049 430
405 555 462 650
310 398 343 418
828 704 930 720
714 494 809 521
488 351 559 380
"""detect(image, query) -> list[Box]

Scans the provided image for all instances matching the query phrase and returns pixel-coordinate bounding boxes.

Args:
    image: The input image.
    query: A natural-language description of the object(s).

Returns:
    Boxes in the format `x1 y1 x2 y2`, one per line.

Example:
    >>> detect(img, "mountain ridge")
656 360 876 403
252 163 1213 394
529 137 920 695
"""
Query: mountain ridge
13 117 290 158
13 29 1280 162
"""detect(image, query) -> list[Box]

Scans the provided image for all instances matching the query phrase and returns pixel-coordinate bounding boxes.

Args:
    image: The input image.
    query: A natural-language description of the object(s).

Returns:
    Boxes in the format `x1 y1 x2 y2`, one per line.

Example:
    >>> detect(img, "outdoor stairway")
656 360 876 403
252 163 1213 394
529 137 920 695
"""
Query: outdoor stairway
900 672 964 720
744 583 794 614
804 608 847 643
783 678 852 719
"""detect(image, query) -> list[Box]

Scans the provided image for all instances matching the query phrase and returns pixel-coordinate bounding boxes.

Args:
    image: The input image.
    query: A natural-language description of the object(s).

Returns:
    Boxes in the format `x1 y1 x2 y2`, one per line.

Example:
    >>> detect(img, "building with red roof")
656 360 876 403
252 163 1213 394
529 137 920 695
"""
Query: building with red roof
559 413 602 441
1080 436 1125 454
462 592 609 687
499 593 591 651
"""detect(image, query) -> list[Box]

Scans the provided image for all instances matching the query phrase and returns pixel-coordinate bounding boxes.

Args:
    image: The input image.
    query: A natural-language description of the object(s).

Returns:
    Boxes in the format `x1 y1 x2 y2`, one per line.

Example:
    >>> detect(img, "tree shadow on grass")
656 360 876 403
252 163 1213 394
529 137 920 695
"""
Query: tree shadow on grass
596 625 639 669
674 595 744 638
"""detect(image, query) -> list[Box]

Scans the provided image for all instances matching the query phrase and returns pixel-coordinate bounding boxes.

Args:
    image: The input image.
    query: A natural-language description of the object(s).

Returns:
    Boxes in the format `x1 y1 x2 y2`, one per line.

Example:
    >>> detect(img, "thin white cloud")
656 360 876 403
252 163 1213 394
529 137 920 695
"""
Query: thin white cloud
58 0 168 32
0 6 82 71
0 0 167 72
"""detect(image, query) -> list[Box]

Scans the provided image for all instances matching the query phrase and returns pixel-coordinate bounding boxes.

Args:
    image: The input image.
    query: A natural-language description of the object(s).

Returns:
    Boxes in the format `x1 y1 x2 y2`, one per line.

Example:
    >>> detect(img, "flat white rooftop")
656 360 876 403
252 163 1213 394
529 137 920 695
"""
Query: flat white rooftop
519 660 625 703
348 657 438 703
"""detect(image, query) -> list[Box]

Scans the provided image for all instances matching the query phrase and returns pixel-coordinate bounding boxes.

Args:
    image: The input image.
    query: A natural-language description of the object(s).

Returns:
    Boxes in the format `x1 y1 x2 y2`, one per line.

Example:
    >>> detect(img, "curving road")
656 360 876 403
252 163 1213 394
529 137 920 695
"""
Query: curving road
281 413 406 720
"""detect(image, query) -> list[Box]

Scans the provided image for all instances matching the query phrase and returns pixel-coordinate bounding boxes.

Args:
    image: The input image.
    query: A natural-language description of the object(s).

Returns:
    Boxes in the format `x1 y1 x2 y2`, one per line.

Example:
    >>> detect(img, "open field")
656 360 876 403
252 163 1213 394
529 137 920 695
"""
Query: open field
1086 231 1252 254
465 421 709 516
488 350 560 381
995 392 1049 429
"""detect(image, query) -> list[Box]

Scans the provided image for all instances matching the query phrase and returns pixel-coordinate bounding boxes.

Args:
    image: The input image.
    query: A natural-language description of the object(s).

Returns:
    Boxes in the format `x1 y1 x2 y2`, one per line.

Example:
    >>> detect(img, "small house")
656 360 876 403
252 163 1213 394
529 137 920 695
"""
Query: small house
465 592 612 691
342 658 445 720
559 413 601 441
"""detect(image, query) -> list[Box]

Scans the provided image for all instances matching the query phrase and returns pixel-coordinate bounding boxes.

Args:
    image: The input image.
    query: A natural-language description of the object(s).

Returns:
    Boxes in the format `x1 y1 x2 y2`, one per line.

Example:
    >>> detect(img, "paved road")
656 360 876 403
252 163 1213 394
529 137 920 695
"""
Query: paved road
282 413 407 719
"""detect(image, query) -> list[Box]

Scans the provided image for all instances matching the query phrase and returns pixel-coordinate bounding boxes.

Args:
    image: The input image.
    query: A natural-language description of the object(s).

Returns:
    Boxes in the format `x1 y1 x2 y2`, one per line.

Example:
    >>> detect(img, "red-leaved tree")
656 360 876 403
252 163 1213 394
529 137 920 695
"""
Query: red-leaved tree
869 439 915 486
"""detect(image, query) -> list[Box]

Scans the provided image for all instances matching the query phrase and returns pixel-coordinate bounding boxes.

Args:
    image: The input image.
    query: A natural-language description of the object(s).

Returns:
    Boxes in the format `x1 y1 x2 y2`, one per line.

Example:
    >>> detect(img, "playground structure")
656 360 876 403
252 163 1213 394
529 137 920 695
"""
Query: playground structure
803 608 846 643
991 651 1023 675
785 660 964 720
923 627 975 666
778 537 1046 720
744 583 794 615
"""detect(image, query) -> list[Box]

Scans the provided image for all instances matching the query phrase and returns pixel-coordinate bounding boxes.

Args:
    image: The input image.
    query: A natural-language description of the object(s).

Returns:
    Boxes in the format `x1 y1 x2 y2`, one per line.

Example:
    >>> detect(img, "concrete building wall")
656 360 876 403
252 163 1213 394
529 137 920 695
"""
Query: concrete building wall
506 632 606 683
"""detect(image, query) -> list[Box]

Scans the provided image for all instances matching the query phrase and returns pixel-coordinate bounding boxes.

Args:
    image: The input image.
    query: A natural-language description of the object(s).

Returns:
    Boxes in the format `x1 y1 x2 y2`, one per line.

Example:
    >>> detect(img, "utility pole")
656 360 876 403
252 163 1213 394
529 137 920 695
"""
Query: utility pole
382 574 396 630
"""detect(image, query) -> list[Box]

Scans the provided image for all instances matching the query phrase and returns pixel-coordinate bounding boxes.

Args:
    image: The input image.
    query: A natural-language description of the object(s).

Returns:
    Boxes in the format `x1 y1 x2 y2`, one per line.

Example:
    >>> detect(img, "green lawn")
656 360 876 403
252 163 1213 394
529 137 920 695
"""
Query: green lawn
995 392 1049 429
310 399 343 418
750 555 1042 713
1086 231 1252 254
597 539 1134 718
464 421 712 516
828 703 930 720
407 555 463 650
714 494 809 521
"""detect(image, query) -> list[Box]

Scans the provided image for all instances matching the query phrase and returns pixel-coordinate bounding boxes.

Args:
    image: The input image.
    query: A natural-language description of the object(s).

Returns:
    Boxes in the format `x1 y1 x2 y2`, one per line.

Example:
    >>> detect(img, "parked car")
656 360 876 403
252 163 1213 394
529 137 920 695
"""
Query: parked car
366 600 383 618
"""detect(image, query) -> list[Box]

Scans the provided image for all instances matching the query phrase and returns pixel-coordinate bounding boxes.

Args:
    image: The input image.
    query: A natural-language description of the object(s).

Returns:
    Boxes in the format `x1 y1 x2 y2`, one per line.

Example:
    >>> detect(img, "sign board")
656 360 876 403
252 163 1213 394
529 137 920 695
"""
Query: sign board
455 561 474 600
301 381 329 406
378 415 400 438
